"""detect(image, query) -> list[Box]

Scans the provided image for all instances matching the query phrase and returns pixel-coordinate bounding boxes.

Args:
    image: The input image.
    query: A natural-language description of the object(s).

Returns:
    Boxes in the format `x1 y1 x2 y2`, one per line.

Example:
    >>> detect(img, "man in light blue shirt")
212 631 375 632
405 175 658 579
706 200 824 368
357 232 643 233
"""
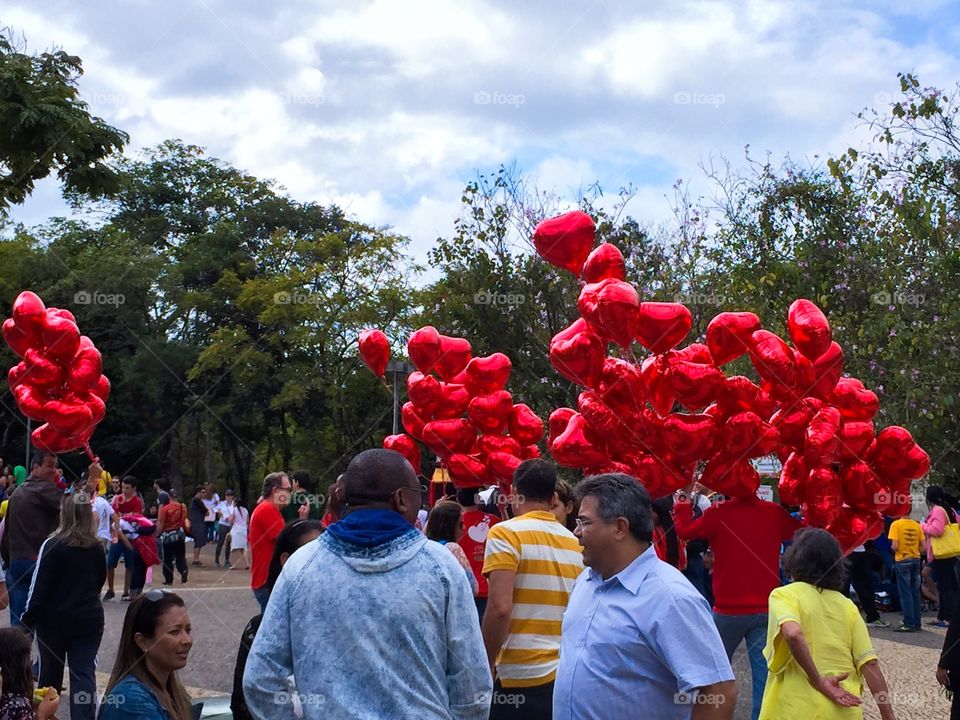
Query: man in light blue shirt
554 473 737 720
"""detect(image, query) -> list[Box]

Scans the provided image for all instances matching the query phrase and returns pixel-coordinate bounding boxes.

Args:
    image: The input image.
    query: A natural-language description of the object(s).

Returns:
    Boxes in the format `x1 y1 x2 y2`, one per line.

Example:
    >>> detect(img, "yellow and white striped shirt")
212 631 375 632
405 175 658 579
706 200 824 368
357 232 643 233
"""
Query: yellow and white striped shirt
482 510 583 687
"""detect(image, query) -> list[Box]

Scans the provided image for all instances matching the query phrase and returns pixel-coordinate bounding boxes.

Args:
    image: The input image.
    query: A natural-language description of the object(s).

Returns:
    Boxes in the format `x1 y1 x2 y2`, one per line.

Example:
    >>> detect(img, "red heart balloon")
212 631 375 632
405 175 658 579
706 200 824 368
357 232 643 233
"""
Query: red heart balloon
436 336 472 382
809 341 844 399
2 318 36 359
836 421 875 461
41 311 81 363
706 312 762 366
700 457 760 499
597 358 646 415
804 406 842 466
673 343 714 365
92 375 111 403
549 413 608 468
636 302 692 354
401 401 427 440
749 330 797 387
770 398 823 449
640 356 676 416
902 444 930 480
421 418 477 458
666 359 725 412
13 383 49 421
827 508 884 555
717 376 775 420
509 404 544 446
383 434 421 474
532 210 596 275
578 390 631 439
82 393 107 425
447 453 491 488
840 461 886 511
803 466 842 527
520 444 541 459
548 408 576 445
12 291 46 333
465 353 512 395
358 329 391 378
882 478 914 517
407 371 443 416
31 423 79 454
468 390 514 434
577 279 640 348
549 330 605 388
66 346 102 393
488 451 522 481
433 383 472 420
661 413 717 463
788 299 832 361
24 348 65 388
723 411 780 459
7 362 26 392
831 377 879 421
478 434 522 457
631 453 690 498
44 399 94 436
582 242 626 283
407 326 442 375
778 452 808 506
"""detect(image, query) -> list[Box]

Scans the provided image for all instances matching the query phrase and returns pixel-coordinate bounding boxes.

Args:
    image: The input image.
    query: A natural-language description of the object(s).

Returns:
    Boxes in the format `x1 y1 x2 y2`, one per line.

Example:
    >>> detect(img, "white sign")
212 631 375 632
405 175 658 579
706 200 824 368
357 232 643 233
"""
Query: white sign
756 485 774 502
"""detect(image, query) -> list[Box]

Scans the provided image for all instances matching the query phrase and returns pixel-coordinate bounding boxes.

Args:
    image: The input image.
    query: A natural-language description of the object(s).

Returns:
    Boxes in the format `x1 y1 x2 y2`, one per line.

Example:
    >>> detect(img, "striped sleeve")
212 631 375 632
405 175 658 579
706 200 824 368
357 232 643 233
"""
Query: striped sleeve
483 524 520 574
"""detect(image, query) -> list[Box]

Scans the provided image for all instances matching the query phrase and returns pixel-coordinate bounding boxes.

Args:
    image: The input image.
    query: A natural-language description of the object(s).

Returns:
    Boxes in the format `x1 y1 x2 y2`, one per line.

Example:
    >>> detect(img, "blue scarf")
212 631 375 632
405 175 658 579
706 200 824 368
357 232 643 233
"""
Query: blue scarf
326 508 414 548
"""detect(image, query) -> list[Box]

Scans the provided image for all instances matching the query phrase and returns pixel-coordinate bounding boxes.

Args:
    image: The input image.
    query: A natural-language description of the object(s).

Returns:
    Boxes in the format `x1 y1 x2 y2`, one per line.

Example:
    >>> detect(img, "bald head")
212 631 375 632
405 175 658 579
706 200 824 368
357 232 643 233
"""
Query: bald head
343 449 418 505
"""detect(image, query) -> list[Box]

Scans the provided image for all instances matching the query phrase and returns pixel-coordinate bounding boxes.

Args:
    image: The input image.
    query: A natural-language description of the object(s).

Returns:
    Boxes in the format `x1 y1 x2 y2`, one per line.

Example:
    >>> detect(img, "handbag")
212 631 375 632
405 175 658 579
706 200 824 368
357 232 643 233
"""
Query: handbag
931 521 960 559
160 528 186 544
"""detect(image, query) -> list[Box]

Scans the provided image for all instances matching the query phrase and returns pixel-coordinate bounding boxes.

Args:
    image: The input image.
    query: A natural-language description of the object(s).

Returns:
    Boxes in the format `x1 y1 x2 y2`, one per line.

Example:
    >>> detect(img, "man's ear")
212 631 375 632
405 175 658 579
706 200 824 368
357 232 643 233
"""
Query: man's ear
615 516 631 539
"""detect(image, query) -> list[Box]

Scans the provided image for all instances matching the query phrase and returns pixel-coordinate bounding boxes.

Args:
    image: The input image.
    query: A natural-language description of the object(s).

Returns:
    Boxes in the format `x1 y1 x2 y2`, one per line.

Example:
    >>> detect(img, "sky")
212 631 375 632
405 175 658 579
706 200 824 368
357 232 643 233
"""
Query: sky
6 0 960 260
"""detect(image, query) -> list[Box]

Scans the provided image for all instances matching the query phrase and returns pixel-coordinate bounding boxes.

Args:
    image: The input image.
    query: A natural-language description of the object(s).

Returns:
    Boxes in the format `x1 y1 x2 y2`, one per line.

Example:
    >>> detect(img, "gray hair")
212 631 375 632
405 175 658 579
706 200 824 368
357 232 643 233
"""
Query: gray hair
574 473 654 543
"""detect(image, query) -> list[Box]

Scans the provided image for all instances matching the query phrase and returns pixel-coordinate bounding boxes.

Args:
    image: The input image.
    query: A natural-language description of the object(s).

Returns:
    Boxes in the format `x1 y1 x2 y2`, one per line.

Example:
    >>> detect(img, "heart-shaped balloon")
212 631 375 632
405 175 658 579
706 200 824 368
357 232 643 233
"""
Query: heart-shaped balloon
383 434 421 474
468 390 514 434
882 478 914 517
401 401 427 439
808 341 844 399
92 374 111 402
673 343 714 365
436 336 472 382
83 393 107 425
706 312 762 366
407 371 444 416
716 376 775 420
12 291 46 333
31 422 81 453
632 453 689 498
581 243 626 283
836 421 875 461
578 390 630 439
577 279 640 348
407 326 442 375
700 457 761 499
549 330 605 388
13 383 49 421
723 411 779 459
487 451 522 481
828 508 884 555
549 413 608 468
749 330 797 387
2 319 35 359
24 348 65 388
635 302 692 355
778 452 808 506
788 299 832 361
421 418 477 458
803 466 842 527
840 461 886 511
478 434 522 457
770 398 824 449
597 357 646 414
41 311 81 364
447 453 491 488
465 353 512 395
804 406 842 466
66 346 102 393
509 404 544 446
433 383 472 419
44 399 94 436
548 408 577 445
7 362 26 392
358 329 391 378
666 359 725 412
661 413 717 463
532 210 596 275
902 444 931 480
520 444 541 459
640 355 676 416
831 377 879 421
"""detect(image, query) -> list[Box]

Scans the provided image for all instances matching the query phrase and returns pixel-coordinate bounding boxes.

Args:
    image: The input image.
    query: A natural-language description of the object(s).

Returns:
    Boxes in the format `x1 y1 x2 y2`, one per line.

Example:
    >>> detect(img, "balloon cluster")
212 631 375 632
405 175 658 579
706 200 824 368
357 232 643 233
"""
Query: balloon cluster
535 210 929 550
3 292 110 456
358 326 545 491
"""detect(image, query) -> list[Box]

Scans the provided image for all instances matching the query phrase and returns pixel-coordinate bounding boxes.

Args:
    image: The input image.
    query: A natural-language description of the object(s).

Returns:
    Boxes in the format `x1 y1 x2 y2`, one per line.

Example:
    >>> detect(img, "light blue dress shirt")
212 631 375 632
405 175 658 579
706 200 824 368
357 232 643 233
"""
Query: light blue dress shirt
553 545 734 720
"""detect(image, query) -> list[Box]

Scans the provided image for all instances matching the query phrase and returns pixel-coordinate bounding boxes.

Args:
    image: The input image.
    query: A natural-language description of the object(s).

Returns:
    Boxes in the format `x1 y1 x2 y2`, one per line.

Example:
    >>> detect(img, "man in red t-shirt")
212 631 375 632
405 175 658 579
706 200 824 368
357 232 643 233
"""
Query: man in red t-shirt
104 476 144 601
674 491 801 720
249 471 292 612
456 487 499 621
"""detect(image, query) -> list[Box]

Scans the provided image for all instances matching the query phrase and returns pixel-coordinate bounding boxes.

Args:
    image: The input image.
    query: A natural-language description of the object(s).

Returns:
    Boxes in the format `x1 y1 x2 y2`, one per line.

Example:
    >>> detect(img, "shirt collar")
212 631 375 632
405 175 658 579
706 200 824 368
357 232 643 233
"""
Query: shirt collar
587 544 658 595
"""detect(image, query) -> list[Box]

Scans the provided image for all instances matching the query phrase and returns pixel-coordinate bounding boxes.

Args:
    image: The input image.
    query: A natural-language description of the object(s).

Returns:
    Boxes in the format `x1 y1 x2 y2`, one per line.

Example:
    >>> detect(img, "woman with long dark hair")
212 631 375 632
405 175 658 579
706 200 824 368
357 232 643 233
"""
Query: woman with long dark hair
100 590 193 720
425 501 478 595
922 485 958 627
22 491 106 720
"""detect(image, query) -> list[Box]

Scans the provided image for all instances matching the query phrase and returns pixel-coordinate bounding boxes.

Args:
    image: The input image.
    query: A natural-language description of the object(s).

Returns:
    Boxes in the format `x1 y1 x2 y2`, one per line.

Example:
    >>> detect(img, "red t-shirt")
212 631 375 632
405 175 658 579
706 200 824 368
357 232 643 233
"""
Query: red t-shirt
458 510 499 598
112 494 143 518
249 501 285 590
674 496 802 615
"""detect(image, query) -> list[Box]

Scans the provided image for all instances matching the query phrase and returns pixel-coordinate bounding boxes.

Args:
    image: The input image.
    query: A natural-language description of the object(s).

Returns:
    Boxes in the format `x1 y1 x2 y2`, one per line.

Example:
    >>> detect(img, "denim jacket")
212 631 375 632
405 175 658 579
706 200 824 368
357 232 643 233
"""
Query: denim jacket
243 527 492 719
100 676 170 720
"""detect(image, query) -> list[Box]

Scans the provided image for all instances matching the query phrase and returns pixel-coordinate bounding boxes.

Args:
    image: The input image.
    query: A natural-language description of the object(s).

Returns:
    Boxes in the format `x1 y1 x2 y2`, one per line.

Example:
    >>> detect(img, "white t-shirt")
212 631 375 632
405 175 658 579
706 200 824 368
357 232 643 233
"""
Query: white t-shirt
92 495 113 542
202 495 219 521
232 506 249 530
216 501 236 526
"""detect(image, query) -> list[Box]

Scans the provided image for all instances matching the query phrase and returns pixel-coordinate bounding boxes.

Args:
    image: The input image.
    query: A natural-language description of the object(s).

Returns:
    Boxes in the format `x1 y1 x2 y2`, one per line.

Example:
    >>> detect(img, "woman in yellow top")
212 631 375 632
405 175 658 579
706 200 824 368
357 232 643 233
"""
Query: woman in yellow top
760 528 896 720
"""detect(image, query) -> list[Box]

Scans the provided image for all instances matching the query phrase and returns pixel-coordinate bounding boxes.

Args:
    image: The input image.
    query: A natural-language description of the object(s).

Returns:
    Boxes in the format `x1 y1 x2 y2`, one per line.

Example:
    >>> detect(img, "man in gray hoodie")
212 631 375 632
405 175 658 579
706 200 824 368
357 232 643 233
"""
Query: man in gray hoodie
243 448 492 719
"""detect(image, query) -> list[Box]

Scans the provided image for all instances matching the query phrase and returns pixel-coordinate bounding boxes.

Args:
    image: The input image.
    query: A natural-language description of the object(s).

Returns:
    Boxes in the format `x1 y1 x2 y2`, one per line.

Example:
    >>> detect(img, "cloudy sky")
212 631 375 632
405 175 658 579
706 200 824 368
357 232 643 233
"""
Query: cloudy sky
7 0 960 259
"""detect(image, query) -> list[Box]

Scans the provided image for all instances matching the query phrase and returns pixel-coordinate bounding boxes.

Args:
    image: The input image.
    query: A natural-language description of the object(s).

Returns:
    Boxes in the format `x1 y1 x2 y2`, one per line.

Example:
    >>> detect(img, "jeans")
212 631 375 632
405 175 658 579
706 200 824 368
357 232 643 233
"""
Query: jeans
253 586 271 613
215 524 232 564
162 538 188 584
37 626 102 720
6 557 36 626
475 596 487 624
894 558 922 629
933 558 959 622
206 520 216 542
489 679 553 720
683 554 710 601
714 612 767 720
106 541 135 569
849 551 881 622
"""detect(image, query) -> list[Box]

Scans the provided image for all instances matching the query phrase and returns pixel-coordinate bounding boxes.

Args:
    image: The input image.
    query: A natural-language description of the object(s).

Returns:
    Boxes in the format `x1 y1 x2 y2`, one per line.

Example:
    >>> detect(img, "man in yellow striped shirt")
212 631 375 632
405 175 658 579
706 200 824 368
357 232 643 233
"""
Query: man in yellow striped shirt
482 459 583 719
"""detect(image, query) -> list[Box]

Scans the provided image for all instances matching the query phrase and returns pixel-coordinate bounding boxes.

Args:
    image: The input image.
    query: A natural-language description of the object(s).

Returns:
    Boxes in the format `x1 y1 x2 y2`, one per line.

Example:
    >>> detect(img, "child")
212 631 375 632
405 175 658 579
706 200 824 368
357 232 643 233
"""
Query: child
760 528 896 720
0 628 59 720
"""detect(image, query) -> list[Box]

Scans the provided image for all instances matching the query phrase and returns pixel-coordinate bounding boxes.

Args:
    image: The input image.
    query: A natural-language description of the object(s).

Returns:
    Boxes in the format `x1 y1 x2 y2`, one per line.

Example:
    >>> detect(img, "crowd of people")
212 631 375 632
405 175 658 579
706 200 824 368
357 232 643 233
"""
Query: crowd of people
1 448 960 718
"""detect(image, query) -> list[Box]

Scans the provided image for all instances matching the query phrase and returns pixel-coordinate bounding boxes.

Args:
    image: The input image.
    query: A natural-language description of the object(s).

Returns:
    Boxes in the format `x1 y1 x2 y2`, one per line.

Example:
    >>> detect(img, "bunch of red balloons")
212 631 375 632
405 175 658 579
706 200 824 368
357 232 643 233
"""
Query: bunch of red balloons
535 210 929 551
358 326 545 491
3 292 110 456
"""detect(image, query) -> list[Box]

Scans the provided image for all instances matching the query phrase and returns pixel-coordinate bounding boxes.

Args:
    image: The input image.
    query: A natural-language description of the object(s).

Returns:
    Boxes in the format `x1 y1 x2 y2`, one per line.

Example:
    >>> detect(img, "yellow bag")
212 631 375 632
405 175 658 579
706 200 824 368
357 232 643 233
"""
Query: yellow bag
931 522 960 559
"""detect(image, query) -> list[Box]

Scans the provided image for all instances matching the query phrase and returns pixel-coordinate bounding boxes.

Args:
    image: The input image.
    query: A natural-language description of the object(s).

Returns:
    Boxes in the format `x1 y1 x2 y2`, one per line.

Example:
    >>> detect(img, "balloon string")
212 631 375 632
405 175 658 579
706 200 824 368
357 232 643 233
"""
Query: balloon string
84 443 98 462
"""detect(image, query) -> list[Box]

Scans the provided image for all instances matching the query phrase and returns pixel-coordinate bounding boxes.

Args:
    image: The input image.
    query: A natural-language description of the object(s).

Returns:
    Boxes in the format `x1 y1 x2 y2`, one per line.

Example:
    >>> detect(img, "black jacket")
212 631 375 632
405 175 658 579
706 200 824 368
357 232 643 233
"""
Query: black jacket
21 537 106 633
4 477 62 561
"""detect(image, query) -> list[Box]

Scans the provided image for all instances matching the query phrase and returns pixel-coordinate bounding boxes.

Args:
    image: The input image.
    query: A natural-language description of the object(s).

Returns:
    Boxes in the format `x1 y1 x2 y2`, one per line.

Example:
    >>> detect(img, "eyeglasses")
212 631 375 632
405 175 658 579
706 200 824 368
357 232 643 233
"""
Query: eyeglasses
575 517 596 530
